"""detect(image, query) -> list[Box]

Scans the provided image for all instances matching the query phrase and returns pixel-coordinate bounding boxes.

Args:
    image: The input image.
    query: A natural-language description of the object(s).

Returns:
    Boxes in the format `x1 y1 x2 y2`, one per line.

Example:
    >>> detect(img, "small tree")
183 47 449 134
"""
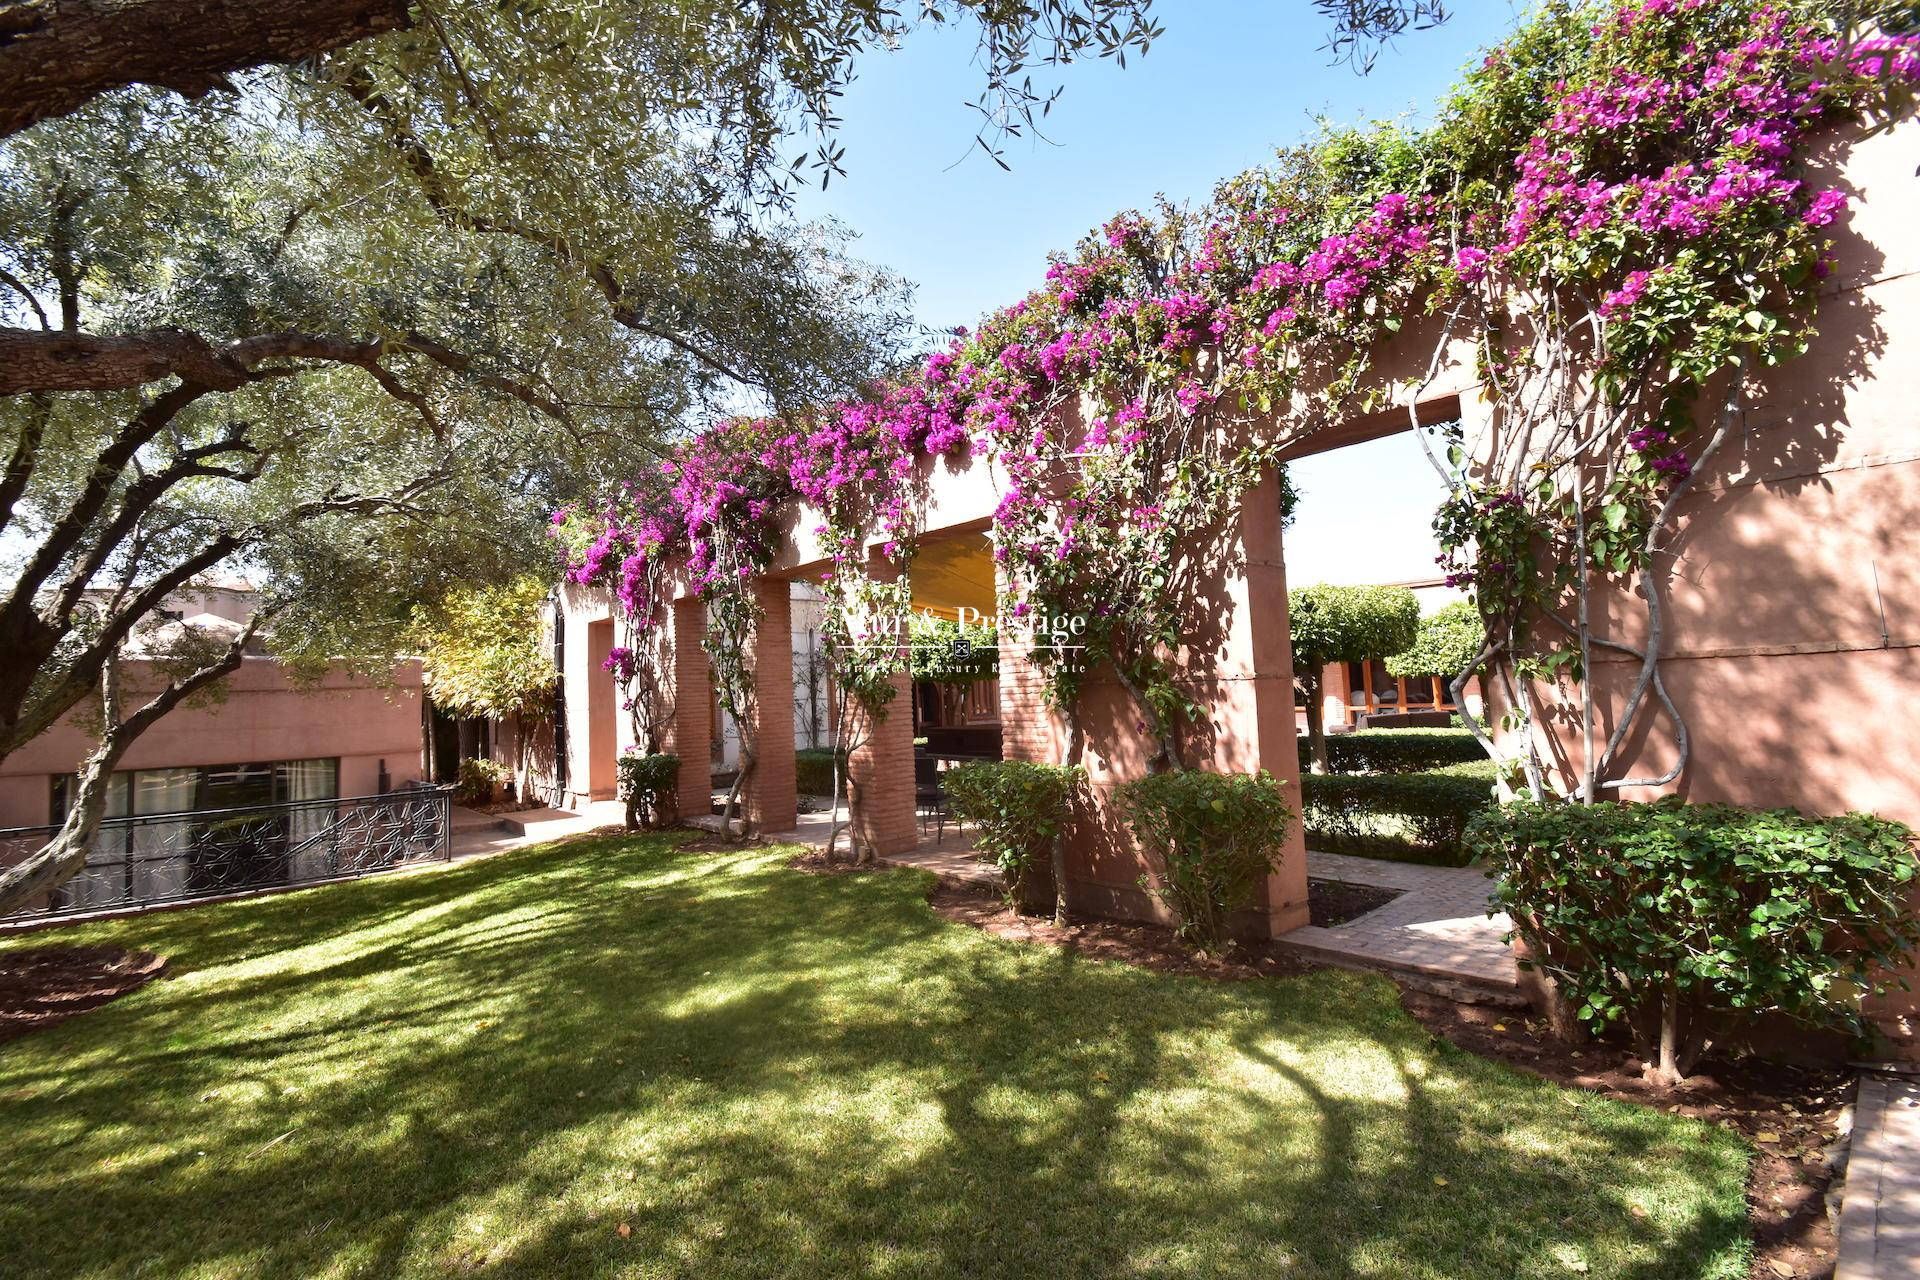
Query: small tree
1288 584 1419 775
1386 599 1484 708
1471 799 1920 1086
413 577 558 800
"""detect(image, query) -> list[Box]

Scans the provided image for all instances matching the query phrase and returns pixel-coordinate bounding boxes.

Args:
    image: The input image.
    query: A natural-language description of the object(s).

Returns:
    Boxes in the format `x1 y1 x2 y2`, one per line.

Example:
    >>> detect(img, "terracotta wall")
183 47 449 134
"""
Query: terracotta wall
0 658 426 828
1487 122 1920 829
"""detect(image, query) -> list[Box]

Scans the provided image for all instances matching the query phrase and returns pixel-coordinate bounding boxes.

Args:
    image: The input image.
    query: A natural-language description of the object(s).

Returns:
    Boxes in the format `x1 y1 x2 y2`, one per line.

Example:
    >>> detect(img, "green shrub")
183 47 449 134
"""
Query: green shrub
454 757 509 806
1297 727 1485 775
1468 798 1920 1083
1299 760 1497 865
1117 770 1295 947
795 748 848 797
616 749 680 829
942 760 1082 905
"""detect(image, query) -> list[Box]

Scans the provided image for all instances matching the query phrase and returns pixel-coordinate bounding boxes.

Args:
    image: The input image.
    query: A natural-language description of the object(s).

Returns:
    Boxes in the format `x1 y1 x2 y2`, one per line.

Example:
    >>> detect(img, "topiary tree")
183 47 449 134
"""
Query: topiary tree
1288 584 1419 775
1470 798 1920 1085
413 576 558 800
1386 599 1485 708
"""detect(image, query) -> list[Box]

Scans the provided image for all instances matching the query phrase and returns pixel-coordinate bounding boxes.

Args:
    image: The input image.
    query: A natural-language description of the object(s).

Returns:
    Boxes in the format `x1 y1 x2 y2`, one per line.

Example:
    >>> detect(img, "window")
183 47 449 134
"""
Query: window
49 759 342 907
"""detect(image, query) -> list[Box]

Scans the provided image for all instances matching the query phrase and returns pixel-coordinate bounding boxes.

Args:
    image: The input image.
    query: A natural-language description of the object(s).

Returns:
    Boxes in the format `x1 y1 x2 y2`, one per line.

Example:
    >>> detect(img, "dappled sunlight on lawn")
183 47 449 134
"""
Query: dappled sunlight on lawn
0 833 1749 1279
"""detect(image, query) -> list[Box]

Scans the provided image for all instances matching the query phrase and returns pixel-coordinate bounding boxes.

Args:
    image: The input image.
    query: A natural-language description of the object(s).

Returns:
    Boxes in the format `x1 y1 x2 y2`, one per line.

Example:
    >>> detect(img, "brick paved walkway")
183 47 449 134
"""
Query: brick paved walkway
1837 1075 1920 1280
1280 851 1518 990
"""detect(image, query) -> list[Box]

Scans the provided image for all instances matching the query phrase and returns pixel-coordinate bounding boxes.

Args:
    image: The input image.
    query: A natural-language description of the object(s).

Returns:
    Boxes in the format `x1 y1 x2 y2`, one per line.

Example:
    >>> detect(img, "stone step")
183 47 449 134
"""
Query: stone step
1273 933 1530 1009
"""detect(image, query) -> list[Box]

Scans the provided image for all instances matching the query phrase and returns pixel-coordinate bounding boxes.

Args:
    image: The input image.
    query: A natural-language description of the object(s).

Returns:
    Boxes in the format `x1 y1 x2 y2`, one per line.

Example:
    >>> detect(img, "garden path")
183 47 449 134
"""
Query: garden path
1837 1074 1920 1280
1274 851 1518 992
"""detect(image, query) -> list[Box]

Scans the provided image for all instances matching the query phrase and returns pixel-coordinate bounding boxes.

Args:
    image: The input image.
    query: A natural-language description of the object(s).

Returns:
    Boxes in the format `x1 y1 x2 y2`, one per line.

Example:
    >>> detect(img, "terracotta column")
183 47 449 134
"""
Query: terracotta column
666 596 712 822
849 556 918 856
746 578 798 834
1207 467 1311 935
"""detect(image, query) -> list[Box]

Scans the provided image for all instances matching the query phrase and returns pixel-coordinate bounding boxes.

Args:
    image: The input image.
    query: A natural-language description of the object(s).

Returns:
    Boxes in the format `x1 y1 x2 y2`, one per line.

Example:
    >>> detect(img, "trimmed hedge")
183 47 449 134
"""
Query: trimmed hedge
615 749 680 828
1297 727 1485 775
1118 769 1295 946
1300 760 1498 866
795 747 848 796
1469 798 1920 1082
943 760 1082 906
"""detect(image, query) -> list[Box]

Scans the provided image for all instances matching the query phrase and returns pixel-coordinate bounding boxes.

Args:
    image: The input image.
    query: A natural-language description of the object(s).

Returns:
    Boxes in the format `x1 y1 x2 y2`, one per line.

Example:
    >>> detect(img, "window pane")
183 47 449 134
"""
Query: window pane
275 758 339 803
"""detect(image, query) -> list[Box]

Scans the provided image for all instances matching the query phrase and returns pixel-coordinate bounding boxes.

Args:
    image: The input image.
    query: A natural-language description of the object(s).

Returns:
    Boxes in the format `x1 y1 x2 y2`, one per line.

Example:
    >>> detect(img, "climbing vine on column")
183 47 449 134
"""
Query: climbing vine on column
556 0 1920 816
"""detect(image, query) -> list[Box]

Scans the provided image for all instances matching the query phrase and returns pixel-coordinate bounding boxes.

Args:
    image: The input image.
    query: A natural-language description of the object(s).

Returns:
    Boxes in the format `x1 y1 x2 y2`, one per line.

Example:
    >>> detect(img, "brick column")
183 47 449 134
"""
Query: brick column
666 596 712 822
996 560 1062 766
746 578 798 834
850 557 918 856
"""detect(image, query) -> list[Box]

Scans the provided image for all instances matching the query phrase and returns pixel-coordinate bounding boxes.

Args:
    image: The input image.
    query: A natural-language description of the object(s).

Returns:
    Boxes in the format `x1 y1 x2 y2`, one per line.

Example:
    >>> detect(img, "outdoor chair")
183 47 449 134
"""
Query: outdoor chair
914 753 948 842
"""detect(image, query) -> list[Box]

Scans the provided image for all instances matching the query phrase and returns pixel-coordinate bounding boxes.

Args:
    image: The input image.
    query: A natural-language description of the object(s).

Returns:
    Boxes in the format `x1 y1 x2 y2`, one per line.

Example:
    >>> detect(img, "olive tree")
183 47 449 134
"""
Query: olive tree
1288 583 1419 774
0 0 1450 142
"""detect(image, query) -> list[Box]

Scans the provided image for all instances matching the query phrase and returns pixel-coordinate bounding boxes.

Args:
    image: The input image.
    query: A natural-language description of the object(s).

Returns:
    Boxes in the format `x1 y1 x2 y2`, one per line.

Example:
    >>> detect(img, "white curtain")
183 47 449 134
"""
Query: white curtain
282 758 339 879
130 768 198 901
62 773 132 910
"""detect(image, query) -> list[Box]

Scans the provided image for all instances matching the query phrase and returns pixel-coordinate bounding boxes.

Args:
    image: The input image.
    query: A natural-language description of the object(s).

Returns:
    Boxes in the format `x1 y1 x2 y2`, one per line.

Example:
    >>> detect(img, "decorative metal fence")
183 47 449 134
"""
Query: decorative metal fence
0 787 454 922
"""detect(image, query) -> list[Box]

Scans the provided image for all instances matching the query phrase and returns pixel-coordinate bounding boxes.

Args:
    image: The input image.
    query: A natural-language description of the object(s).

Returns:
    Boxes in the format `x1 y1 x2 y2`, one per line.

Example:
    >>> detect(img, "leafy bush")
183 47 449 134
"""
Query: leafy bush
795 748 848 797
942 761 1081 905
616 749 680 829
1297 727 1485 775
1300 761 1497 865
1386 600 1484 681
1117 770 1295 947
1468 798 1920 1084
454 757 509 806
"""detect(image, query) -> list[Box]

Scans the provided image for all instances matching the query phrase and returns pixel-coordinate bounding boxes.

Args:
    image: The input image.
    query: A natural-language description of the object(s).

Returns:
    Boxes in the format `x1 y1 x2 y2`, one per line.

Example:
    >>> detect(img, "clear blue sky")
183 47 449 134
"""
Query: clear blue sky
792 0 1522 334
791 0 1524 597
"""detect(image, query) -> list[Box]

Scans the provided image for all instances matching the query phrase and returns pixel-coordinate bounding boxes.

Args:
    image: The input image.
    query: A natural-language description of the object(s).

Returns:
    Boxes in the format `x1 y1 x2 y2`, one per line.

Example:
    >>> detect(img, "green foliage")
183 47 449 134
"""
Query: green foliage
795 747 848 797
1297 727 1486 775
908 615 999 685
1117 770 1295 946
941 760 1082 903
1287 584 1422 673
1300 761 1498 866
454 757 509 806
616 750 681 829
0 833 1756 1280
1470 799 1920 1072
1386 601 1484 681
414 577 558 721
614 752 683 832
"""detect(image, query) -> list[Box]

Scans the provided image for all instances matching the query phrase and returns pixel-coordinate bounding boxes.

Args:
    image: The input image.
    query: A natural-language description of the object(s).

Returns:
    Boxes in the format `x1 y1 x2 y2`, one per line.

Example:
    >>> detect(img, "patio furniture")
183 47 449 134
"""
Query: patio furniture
914 753 948 842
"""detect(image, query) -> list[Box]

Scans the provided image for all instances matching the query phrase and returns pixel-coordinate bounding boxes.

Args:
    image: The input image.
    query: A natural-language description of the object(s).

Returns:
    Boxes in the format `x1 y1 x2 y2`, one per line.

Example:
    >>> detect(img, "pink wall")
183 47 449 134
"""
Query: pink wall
1482 122 1920 830
0 658 426 828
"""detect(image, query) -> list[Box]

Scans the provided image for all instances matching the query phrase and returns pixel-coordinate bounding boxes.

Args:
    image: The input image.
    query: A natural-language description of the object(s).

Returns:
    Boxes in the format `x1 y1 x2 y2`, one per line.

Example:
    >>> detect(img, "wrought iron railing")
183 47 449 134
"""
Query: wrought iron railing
0 787 454 921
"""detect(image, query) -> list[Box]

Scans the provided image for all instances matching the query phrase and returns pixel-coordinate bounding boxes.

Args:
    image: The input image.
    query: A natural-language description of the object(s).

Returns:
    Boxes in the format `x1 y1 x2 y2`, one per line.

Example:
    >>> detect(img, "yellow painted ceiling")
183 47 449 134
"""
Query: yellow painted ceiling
909 534 996 621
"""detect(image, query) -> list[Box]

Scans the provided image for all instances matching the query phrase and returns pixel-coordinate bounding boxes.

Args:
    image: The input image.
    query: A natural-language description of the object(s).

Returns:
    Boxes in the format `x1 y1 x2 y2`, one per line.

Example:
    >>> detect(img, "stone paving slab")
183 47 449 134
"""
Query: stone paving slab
742 825 1518 992
1278 851 1518 990
1838 1075 1920 1280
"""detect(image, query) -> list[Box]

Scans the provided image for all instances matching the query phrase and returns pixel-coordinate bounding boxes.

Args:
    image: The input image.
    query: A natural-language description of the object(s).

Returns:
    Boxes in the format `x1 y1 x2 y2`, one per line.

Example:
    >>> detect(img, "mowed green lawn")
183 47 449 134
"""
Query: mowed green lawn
0 834 1749 1279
